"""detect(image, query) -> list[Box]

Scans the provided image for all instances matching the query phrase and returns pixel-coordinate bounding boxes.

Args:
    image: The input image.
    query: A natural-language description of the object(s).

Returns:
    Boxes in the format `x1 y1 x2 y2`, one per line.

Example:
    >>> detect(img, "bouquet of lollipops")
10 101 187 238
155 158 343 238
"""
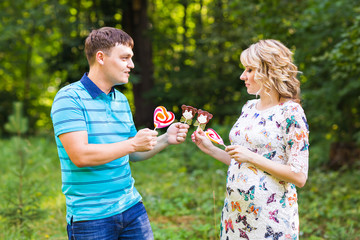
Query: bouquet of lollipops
153 104 226 147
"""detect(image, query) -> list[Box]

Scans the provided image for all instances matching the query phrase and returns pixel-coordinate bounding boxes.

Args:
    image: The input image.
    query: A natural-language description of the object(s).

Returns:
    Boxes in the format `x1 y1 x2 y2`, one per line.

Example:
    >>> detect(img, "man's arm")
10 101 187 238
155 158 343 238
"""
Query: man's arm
129 123 189 162
59 128 158 167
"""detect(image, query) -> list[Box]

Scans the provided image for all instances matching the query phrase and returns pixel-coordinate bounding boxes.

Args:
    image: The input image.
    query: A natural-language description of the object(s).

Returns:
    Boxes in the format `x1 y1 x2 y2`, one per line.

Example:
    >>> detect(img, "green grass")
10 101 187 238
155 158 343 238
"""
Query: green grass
0 136 359 239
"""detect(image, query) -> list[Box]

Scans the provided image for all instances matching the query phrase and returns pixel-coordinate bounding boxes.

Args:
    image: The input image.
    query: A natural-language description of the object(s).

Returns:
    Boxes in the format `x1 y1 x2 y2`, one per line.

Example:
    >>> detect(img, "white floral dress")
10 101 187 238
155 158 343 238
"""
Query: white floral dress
220 99 309 240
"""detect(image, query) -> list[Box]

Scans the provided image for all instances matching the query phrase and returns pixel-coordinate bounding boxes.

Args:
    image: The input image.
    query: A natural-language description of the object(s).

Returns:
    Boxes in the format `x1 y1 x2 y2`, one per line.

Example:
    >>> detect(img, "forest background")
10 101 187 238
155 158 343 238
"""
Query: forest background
0 0 359 239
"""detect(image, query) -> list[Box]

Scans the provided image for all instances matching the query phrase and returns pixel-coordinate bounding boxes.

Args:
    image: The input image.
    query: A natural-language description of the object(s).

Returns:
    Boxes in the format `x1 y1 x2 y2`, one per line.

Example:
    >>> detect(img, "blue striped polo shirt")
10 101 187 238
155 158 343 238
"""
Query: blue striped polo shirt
51 73 141 224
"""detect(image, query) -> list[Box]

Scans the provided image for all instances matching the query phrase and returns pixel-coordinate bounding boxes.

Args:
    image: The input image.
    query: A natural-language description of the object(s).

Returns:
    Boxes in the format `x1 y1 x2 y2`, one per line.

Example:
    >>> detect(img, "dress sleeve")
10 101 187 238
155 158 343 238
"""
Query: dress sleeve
282 103 310 178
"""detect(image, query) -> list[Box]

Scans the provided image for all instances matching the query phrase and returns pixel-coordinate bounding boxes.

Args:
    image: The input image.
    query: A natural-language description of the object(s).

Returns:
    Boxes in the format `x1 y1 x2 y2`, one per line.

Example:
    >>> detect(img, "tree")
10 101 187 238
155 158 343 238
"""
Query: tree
291 0 360 167
122 0 155 127
0 0 63 134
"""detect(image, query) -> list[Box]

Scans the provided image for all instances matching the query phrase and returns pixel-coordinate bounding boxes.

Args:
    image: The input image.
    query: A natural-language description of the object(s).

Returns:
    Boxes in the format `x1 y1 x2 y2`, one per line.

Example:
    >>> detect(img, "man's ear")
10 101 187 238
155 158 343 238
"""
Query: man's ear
95 51 105 65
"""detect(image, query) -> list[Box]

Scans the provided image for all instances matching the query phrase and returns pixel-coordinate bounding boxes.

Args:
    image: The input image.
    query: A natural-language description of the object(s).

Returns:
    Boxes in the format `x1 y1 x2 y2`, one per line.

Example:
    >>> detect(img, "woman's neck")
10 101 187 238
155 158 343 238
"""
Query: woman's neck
257 91 283 110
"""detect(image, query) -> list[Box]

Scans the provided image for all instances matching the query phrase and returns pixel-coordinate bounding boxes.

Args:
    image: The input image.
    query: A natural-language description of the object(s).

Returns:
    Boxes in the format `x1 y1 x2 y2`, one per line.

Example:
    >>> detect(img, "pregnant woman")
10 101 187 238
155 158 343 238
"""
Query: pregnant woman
192 39 309 240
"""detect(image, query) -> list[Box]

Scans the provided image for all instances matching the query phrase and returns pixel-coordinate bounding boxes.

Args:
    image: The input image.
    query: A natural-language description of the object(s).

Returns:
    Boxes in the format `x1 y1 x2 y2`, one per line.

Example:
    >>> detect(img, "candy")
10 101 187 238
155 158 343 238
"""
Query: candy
194 109 213 130
205 128 225 146
153 106 175 129
180 105 197 125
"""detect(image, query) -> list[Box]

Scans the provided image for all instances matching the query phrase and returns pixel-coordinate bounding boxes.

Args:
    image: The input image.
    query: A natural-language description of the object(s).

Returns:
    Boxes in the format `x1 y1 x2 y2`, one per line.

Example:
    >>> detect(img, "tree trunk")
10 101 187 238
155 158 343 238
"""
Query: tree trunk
122 0 155 128
329 142 360 170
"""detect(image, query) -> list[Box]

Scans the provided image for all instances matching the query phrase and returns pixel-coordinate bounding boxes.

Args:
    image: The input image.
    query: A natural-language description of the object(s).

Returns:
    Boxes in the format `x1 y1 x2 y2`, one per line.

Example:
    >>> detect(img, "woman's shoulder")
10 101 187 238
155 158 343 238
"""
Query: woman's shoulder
243 99 259 109
280 100 305 115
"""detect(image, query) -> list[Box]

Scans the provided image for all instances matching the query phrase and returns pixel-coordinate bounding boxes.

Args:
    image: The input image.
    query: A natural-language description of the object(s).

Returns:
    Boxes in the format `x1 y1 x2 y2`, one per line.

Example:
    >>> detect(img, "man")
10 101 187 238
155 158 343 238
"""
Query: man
51 27 189 240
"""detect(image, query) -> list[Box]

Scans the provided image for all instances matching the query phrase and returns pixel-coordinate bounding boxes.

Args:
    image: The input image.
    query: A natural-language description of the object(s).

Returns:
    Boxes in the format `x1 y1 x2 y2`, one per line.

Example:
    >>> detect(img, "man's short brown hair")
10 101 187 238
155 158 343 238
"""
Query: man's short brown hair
85 27 134 65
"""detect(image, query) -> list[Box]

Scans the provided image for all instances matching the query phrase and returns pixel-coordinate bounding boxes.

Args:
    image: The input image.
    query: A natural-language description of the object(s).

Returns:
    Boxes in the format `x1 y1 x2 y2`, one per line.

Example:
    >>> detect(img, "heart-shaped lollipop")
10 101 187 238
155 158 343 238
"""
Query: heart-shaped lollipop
154 106 175 130
205 128 226 146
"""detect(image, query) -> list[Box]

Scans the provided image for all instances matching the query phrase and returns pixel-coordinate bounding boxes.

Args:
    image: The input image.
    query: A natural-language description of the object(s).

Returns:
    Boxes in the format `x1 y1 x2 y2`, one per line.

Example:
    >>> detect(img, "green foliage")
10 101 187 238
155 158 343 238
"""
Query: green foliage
0 137 59 238
0 0 66 133
299 168 360 239
0 137 44 237
0 136 359 239
4 102 28 136
148 0 360 165
0 0 359 162
150 0 250 120
291 0 360 147
322 14 360 143
1 105 46 237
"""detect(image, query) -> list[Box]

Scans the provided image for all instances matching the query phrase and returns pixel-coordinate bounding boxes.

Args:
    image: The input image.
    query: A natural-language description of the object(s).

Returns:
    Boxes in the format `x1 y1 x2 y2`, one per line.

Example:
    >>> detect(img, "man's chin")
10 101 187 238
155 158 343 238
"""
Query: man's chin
114 81 127 86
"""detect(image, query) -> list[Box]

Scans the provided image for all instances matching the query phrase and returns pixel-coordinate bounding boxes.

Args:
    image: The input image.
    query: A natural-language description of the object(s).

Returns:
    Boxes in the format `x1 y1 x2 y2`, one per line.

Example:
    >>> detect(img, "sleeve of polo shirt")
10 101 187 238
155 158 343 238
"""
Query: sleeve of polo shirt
51 89 87 137
125 99 137 138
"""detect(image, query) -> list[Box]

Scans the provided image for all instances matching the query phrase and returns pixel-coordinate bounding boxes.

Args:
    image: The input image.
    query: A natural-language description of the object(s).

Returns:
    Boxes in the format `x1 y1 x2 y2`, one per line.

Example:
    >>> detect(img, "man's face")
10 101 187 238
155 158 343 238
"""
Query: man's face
103 44 134 86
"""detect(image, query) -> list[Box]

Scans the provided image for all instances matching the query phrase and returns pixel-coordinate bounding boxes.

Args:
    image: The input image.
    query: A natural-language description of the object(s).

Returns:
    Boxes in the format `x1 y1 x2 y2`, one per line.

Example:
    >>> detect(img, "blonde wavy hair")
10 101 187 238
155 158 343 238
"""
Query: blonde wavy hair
240 39 301 104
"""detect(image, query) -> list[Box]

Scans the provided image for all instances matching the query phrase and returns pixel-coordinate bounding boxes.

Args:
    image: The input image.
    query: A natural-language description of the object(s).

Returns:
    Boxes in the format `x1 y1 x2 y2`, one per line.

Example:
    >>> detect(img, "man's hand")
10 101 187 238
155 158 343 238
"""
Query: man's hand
166 123 190 145
131 128 158 152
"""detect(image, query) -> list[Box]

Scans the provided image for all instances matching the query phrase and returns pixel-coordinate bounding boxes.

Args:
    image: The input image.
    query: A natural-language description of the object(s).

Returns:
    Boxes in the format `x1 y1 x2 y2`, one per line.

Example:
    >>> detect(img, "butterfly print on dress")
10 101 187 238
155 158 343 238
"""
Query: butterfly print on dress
225 218 234 233
267 193 276 205
238 185 255 201
261 129 270 137
263 151 276 160
227 187 234 196
231 201 241 212
246 203 262 220
300 140 309 151
259 175 268 191
236 214 257 233
280 217 290 228
285 115 300 134
236 214 248 226
280 190 288 208
285 233 297 240
237 172 248 183
239 228 250 240
248 166 258 175
259 117 266 126
221 100 307 240
264 225 283 240
245 134 252 144
268 114 275 121
302 116 309 131
288 193 297 207
269 209 280 223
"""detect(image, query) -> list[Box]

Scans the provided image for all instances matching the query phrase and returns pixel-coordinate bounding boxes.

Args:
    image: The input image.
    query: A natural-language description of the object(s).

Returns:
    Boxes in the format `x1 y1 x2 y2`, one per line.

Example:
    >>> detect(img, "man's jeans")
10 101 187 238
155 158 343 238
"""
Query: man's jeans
67 202 154 240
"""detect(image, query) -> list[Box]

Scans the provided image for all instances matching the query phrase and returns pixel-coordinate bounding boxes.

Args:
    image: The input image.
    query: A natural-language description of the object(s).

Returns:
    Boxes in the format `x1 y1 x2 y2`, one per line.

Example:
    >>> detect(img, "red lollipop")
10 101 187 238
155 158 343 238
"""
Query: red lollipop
153 106 175 130
205 128 226 147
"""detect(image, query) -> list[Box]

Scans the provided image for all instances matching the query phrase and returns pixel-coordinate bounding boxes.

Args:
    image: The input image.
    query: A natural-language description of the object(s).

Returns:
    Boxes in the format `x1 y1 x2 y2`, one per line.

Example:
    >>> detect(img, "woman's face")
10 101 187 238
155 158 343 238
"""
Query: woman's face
240 67 261 95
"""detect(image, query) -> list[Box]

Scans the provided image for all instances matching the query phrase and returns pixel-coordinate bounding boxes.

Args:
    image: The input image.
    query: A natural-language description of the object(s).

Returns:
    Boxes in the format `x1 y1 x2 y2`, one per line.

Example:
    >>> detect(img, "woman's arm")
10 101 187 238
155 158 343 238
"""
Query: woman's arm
225 145 307 187
130 123 189 162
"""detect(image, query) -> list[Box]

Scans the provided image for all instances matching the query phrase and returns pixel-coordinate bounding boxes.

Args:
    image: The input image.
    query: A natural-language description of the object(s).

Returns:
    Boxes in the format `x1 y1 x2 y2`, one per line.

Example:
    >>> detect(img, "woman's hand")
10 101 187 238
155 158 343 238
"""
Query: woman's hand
191 128 232 165
225 145 256 164
191 128 216 155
